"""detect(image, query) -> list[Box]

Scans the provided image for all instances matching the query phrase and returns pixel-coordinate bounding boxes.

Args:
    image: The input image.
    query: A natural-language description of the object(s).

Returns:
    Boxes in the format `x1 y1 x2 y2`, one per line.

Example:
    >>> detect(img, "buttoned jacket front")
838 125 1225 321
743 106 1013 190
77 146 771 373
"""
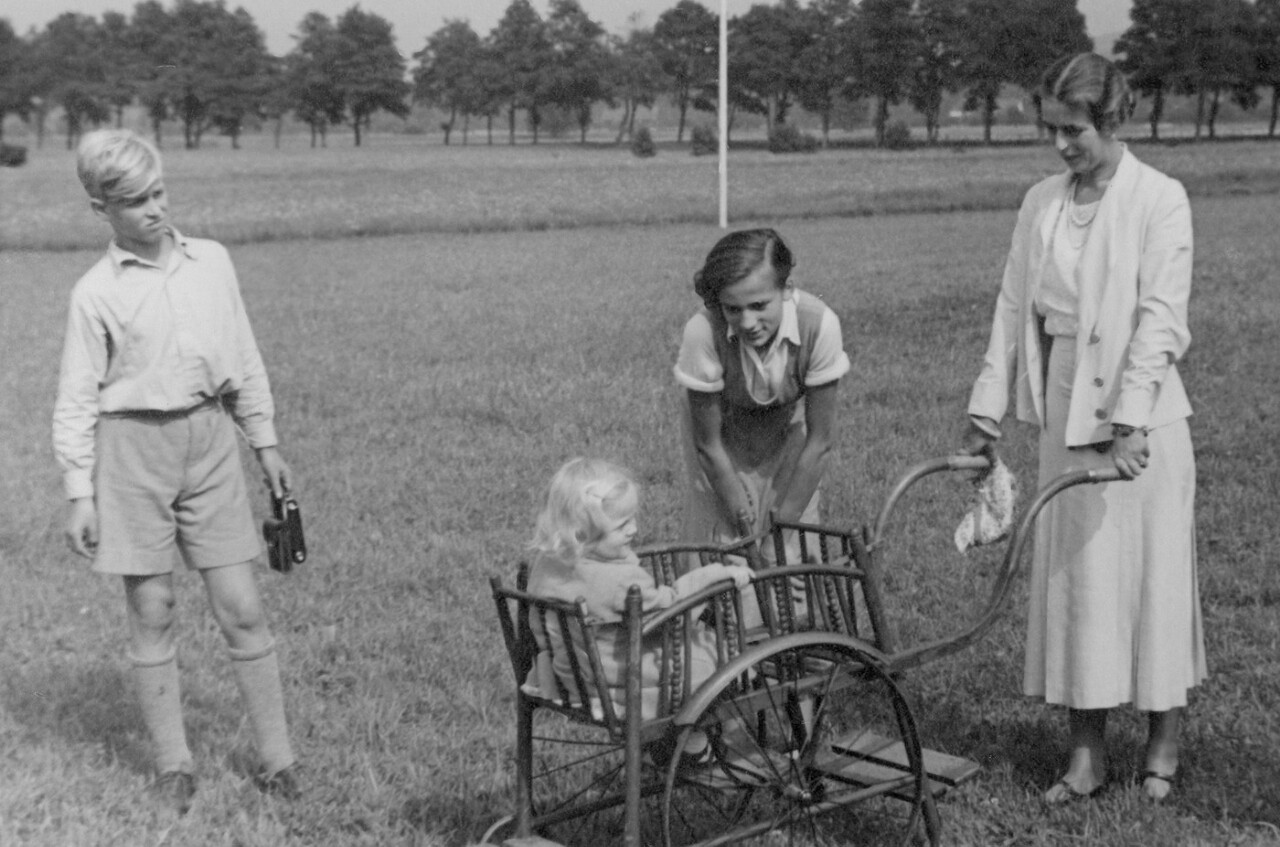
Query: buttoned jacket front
968 147 1193 446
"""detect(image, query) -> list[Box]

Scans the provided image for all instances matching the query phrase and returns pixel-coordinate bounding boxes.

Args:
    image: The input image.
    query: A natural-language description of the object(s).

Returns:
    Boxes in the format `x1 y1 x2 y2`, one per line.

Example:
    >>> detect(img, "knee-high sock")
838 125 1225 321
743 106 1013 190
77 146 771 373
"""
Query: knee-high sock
228 641 294 774
129 648 193 775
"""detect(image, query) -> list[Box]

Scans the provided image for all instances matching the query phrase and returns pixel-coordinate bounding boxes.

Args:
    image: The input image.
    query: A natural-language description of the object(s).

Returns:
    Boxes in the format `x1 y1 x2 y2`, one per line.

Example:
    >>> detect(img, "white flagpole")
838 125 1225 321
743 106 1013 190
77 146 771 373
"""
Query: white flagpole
718 0 728 229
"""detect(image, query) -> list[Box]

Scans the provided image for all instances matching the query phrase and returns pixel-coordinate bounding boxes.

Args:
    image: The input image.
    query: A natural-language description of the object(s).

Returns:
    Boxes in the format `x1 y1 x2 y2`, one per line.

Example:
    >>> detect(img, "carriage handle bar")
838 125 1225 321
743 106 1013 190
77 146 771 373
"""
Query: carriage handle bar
870 454 1124 675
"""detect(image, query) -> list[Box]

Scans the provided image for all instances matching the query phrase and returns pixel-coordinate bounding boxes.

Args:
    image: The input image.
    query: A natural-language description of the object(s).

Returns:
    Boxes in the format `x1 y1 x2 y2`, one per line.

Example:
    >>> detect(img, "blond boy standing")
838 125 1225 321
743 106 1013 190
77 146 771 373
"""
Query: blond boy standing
53 129 298 813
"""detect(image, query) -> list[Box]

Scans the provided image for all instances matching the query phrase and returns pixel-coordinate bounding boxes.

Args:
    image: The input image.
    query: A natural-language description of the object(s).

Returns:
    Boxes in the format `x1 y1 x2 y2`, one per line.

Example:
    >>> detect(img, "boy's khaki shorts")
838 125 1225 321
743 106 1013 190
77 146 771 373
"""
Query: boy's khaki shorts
93 403 262 575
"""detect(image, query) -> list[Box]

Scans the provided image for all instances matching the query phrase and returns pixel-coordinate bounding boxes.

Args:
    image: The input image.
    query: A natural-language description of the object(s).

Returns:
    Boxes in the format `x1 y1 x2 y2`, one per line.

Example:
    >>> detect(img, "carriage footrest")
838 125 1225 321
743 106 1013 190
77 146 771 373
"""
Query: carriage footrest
825 732 981 797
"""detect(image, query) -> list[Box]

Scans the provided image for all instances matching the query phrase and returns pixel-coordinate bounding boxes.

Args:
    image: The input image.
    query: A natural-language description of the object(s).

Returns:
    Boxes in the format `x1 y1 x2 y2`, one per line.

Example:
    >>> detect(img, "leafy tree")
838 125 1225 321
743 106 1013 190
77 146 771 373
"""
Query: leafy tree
0 20 34 143
1181 0 1257 139
469 44 507 145
728 0 812 137
794 0 857 148
653 0 717 143
98 12 142 128
1258 0 1280 136
544 0 613 143
257 56 292 148
156 0 274 149
287 12 345 147
29 13 111 149
490 0 552 144
957 0 1088 143
910 0 965 144
205 8 274 149
852 0 920 147
998 0 1091 93
129 1 175 146
609 25 665 143
330 6 410 146
414 19 486 145
956 0 1005 142
1116 0 1198 140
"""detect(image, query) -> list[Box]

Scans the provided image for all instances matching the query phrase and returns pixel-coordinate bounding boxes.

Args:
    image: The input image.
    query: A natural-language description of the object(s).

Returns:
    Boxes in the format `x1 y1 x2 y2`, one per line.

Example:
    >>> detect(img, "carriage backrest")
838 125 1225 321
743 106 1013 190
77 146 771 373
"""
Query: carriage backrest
753 517 893 651
491 564 621 729
490 543 756 732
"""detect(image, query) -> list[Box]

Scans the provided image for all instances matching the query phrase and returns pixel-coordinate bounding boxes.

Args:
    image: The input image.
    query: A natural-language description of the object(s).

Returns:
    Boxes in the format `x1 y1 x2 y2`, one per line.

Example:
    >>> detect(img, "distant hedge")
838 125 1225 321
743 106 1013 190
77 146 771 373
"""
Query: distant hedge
0 144 27 167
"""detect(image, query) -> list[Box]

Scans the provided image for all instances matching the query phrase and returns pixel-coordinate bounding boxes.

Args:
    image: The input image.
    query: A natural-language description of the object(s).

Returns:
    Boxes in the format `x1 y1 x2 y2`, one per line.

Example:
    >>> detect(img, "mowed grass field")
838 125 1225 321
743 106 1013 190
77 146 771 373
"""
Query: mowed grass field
6 132 1280 250
1 136 1279 846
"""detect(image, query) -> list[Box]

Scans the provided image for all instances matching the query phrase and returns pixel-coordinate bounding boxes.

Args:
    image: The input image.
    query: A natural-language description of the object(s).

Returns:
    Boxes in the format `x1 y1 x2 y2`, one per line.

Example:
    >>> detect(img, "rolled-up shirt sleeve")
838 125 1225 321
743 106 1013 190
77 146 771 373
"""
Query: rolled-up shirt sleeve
805 308 851 386
673 311 724 393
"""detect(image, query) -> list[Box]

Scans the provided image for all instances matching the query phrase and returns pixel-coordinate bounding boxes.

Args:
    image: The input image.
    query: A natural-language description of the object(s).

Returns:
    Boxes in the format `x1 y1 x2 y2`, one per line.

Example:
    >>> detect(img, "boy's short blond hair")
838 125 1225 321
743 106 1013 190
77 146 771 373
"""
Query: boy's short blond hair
76 129 163 202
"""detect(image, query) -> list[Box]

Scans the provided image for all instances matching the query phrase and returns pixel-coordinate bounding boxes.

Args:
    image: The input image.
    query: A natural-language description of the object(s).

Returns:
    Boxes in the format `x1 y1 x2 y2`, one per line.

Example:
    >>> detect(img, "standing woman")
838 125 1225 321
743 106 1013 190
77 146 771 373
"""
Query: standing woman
961 53 1207 803
674 228 850 561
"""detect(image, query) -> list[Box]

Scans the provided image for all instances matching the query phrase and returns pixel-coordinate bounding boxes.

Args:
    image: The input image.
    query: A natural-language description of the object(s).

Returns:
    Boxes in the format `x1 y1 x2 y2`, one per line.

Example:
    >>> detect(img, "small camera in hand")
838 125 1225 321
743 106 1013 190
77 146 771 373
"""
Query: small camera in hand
263 493 306 573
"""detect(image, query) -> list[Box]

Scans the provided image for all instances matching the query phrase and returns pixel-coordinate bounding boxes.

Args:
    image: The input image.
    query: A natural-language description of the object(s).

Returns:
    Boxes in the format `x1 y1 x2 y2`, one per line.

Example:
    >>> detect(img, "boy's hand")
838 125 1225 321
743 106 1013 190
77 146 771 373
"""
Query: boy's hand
725 565 754 588
65 498 98 558
255 446 292 498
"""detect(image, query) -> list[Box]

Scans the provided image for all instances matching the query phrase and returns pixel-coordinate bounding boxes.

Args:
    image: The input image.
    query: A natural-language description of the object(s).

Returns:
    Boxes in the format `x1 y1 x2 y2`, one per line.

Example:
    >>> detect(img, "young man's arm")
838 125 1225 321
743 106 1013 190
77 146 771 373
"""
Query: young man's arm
53 290 106 557
220 247 291 498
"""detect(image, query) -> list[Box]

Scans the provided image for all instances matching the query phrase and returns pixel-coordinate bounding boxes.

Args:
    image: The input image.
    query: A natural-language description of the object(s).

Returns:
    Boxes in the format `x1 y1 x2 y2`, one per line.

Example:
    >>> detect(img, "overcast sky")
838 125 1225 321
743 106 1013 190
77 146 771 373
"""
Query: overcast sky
5 0 1134 57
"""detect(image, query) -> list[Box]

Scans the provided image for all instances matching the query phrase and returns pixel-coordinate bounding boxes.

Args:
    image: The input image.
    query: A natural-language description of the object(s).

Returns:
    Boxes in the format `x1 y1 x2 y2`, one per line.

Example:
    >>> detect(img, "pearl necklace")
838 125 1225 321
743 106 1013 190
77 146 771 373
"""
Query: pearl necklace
1065 195 1100 249
1068 197 1100 228
1063 172 1104 248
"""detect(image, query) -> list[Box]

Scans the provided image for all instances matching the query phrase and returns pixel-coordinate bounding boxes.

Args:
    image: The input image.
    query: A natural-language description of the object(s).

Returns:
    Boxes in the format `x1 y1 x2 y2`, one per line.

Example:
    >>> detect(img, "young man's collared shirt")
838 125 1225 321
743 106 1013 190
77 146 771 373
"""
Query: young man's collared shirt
673 292 850 401
53 228 277 500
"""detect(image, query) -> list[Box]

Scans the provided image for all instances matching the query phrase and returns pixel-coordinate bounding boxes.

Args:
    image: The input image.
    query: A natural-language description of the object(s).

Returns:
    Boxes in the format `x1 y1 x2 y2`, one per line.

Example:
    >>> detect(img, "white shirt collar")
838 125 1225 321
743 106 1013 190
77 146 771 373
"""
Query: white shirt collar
108 226 191 270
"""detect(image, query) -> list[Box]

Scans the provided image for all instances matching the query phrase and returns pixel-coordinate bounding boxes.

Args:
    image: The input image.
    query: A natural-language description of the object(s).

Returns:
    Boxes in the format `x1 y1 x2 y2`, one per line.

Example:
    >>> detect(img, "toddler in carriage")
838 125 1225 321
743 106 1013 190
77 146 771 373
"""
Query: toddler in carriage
525 458 752 763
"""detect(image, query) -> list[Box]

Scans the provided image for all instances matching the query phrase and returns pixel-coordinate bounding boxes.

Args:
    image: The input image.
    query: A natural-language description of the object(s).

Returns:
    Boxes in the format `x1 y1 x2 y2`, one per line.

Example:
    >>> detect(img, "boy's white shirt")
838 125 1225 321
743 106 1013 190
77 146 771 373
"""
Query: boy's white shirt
673 290 851 397
52 228 277 500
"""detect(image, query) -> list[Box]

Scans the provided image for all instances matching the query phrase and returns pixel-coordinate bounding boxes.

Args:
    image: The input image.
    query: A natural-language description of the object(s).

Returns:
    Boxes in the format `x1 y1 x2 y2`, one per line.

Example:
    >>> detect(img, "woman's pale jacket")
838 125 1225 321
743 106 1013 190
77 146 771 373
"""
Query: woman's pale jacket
968 147 1193 446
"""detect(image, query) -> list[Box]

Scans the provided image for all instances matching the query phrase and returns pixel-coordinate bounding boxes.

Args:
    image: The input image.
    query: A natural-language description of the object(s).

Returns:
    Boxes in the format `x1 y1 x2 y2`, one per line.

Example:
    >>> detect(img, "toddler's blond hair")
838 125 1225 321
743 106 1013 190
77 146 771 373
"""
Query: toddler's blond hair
530 458 639 563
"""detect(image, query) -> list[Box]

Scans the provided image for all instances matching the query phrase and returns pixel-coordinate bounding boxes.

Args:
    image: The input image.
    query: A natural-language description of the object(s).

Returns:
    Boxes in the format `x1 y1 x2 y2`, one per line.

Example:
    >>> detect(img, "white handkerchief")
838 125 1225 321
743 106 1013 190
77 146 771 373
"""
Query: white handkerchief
954 456 1018 553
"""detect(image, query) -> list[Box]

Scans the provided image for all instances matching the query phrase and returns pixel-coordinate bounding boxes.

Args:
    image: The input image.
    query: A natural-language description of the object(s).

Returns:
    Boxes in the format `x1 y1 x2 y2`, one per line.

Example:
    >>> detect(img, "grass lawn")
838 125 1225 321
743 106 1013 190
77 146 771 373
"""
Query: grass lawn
0 141 1278 846
5 132 1280 251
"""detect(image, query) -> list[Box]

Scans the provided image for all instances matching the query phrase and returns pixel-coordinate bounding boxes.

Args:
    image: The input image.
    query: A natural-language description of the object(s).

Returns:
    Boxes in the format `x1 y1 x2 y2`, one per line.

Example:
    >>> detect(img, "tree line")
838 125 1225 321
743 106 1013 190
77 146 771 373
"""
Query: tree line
1 0 1278 151
0 0 409 149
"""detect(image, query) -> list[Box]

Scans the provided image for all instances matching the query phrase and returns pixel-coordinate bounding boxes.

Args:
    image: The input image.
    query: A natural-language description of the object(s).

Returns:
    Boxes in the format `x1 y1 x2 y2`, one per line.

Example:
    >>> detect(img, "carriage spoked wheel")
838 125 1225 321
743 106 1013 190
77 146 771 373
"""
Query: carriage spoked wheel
660 638 929 847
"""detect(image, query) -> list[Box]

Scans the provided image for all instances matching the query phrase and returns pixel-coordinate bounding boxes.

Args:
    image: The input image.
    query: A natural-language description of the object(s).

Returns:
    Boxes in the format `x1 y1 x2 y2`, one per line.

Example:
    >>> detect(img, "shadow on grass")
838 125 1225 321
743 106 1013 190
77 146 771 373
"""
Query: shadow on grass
1 662 150 773
916 687 1280 830
917 697 1065 790
396 787 514 847
1 661 228 778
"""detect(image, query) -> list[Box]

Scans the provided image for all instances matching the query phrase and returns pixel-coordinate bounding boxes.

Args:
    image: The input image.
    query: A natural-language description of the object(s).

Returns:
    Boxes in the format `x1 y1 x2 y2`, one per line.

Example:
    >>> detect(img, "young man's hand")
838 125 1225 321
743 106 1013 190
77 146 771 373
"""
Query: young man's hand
65 498 98 558
255 446 293 498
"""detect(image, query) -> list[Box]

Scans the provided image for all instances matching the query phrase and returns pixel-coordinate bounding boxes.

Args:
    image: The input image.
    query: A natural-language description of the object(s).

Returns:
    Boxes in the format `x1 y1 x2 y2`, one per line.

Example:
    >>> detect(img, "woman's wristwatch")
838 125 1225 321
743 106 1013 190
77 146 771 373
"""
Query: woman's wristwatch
1111 423 1148 438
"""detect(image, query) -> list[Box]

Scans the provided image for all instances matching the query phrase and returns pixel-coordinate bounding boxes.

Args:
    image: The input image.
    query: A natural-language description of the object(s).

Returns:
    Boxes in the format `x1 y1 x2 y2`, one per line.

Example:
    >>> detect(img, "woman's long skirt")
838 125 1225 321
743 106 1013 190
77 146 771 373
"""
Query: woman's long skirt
1025 335 1208 711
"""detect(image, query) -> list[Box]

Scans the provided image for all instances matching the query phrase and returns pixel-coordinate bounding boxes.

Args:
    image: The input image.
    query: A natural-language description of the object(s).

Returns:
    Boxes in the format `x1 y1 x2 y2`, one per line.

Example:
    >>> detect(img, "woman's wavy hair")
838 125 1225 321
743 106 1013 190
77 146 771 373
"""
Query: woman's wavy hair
693 228 795 312
1034 52 1135 134
530 458 639 563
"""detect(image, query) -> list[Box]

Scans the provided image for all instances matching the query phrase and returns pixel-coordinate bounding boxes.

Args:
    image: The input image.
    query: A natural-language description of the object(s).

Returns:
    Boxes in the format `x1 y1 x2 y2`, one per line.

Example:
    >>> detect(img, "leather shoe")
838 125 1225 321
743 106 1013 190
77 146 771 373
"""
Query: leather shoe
153 770 196 815
255 763 302 800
